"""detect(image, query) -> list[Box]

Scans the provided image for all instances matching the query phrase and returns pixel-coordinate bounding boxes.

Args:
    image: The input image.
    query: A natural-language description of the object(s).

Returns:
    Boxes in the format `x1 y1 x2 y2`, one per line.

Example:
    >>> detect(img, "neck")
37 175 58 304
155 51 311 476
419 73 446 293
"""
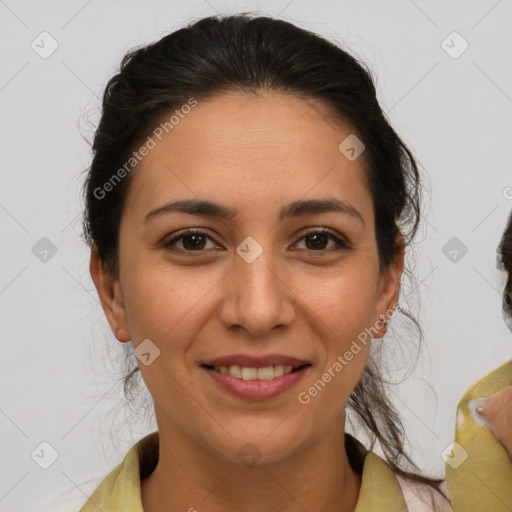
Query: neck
141 413 362 512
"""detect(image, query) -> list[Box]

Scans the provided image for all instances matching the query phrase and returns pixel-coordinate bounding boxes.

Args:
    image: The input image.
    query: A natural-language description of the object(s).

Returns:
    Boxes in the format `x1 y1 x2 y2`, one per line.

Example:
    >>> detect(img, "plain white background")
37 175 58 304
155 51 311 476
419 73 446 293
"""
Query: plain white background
1 0 511 510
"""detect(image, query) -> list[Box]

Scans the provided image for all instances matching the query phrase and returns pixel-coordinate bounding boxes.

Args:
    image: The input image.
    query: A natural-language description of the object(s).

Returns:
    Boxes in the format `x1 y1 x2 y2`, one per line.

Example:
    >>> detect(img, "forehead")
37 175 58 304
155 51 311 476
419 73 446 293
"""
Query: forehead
123 91 372 221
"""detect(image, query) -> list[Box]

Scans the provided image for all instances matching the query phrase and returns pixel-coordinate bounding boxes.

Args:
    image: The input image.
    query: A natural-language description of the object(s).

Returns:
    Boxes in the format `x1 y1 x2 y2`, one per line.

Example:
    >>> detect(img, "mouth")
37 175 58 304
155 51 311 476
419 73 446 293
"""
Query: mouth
200 362 311 400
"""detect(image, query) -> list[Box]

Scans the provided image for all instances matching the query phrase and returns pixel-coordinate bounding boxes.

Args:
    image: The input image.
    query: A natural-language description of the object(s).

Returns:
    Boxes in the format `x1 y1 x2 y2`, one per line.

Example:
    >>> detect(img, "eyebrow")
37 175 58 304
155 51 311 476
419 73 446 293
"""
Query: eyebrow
144 197 365 225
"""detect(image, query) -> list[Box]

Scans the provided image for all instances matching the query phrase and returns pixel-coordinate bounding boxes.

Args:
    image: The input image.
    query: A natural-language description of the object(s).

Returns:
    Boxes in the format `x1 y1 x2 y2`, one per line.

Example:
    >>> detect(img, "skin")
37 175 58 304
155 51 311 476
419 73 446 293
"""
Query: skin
478 385 512 458
90 91 403 512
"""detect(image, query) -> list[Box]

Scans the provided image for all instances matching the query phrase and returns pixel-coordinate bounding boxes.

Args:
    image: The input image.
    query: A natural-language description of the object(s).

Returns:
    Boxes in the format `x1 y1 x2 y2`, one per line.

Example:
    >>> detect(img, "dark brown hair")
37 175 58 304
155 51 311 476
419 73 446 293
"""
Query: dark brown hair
81 13 446 496
498 211 512 327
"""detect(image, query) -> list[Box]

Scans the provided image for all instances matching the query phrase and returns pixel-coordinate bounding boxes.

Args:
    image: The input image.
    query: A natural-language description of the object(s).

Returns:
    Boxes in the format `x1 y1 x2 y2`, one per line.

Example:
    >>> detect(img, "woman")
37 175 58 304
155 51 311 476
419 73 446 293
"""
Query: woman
79 14 452 511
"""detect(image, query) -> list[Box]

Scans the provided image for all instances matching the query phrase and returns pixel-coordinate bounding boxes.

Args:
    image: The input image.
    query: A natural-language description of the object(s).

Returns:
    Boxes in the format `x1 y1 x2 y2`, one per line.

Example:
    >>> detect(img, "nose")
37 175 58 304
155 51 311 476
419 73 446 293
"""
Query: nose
217 247 295 337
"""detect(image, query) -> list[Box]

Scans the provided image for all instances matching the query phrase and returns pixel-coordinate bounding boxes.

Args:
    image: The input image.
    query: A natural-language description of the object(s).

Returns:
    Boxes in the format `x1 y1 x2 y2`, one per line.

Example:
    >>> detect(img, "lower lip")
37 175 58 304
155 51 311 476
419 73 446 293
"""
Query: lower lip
201 365 310 400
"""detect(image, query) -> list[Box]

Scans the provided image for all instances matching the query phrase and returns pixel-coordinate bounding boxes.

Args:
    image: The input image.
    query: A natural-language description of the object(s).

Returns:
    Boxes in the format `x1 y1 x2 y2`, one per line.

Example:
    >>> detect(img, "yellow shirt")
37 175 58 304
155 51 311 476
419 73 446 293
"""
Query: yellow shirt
79 431 451 512
445 360 512 512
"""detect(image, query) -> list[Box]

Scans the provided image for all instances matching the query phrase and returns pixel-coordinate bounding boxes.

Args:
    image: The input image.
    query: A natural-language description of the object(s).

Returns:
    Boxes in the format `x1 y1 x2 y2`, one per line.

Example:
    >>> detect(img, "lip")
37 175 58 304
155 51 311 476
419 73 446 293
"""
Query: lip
201 364 310 400
201 353 310 368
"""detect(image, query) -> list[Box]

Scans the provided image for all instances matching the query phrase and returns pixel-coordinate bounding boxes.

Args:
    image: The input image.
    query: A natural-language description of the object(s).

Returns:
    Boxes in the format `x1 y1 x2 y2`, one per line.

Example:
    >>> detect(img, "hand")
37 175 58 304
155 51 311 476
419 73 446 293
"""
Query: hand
476 385 512 459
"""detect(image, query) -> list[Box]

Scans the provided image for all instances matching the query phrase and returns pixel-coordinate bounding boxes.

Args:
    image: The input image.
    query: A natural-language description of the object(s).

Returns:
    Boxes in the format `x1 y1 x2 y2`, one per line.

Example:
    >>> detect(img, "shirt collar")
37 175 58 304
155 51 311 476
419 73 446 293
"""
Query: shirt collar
80 431 408 511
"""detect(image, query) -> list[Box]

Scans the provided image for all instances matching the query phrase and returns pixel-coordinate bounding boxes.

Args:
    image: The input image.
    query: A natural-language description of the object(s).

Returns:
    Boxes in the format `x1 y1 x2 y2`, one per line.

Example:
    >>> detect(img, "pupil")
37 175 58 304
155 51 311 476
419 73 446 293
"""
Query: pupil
306 234 327 250
183 234 205 250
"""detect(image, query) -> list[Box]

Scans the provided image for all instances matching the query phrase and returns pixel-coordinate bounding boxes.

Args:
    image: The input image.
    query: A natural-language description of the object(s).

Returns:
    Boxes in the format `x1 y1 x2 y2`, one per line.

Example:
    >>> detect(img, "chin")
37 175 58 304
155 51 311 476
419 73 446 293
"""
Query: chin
211 426 308 467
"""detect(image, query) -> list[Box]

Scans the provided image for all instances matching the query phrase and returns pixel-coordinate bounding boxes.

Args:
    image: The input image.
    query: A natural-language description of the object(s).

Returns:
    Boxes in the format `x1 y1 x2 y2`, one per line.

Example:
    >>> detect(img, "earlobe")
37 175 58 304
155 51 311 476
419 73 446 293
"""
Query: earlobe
89 244 131 343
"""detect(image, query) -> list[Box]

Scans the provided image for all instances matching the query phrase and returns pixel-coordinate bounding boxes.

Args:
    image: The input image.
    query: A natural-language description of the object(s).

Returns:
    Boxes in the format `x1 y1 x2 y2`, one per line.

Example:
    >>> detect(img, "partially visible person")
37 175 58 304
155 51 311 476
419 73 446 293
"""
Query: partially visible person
475 210 512 459
445 211 512 512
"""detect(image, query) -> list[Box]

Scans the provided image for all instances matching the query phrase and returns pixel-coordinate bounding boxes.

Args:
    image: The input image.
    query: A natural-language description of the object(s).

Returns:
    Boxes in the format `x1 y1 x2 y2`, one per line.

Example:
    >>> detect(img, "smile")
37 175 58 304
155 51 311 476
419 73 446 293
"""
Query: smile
201 363 311 400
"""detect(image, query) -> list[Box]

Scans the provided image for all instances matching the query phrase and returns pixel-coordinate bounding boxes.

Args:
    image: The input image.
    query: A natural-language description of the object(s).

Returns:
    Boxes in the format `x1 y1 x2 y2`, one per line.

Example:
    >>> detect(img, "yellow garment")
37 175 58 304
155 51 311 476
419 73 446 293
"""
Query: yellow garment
79 431 440 512
445 360 512 512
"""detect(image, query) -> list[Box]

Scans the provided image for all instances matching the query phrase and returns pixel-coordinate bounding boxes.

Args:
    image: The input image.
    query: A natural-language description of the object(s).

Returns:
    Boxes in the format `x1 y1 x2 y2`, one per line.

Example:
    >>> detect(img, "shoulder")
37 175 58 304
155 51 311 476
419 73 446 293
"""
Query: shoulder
395 476 453 512
79 431 159 511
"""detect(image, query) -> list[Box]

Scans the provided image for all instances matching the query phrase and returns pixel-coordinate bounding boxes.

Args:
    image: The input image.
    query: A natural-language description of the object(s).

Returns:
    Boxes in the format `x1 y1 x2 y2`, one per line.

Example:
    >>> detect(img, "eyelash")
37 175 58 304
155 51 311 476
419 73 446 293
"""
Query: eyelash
162 228 351 255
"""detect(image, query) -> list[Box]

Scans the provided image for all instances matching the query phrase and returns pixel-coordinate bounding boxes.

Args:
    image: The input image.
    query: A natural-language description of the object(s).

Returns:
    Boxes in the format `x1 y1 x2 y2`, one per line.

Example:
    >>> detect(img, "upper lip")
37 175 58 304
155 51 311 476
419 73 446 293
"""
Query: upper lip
201 354 310 369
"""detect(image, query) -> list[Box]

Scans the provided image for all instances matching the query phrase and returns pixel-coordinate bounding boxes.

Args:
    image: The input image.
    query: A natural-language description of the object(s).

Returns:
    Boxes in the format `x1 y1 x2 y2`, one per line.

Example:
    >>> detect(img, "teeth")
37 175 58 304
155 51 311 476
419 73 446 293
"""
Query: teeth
241 367 257 380
229 364 242 378
212 364 298 380
257 367 274 380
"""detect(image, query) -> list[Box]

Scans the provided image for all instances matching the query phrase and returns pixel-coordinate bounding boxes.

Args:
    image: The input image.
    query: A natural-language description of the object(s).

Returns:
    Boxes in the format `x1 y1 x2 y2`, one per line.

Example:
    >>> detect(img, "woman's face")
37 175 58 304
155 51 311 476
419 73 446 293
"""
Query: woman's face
92 91 401 465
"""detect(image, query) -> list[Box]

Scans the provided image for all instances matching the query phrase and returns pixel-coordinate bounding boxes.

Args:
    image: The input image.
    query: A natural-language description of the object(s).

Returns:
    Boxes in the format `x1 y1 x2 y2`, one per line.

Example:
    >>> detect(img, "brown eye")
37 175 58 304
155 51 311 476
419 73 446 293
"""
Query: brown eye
294 229 351 252
163 230 217 252
181 233 208 250
304 233 330 250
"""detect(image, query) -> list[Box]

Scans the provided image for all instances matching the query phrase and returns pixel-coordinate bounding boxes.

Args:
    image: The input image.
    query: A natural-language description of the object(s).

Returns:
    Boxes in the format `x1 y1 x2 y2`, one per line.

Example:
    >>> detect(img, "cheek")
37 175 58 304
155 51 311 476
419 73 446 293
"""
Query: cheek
294 271 376 403
296 268 379 338
119 266 210 408
121 262 215 343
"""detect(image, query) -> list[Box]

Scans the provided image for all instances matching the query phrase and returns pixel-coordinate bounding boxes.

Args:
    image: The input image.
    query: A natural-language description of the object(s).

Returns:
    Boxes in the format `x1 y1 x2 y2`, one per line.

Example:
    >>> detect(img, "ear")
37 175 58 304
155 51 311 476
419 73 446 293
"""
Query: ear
372 234 404 339
89 244 131 342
